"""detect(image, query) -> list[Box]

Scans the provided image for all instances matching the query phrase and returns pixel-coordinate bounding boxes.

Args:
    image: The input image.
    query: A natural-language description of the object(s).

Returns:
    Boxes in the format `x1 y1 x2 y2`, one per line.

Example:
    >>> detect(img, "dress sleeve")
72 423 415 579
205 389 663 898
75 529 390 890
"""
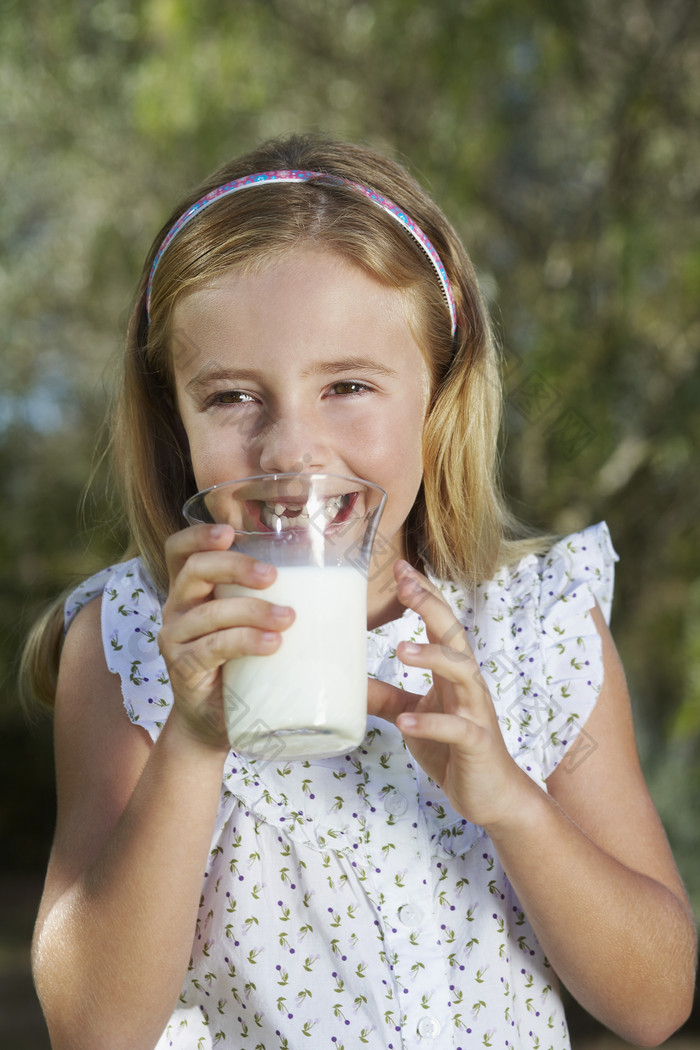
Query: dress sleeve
535 521 619 778
99 559 172 740
65 558 172 741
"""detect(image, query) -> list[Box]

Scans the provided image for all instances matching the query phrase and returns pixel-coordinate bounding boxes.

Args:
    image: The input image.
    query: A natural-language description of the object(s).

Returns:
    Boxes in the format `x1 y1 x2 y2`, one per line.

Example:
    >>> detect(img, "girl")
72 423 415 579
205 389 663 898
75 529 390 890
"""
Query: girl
26 134 695 1050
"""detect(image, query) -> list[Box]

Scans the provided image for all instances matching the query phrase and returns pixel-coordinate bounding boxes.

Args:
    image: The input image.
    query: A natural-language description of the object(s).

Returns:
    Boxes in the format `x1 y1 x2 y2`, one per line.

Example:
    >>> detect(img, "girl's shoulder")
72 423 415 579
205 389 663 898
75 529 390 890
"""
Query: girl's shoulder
432 521 619 781
64 557 163 632
501 519 619 625
64 557 170 740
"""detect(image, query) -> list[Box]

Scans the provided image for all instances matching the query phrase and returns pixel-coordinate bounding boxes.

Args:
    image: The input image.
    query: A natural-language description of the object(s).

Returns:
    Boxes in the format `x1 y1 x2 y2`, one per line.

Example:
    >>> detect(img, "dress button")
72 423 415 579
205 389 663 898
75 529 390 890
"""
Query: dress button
398 903 423 927
384 789 408 816
416 1015 441 1039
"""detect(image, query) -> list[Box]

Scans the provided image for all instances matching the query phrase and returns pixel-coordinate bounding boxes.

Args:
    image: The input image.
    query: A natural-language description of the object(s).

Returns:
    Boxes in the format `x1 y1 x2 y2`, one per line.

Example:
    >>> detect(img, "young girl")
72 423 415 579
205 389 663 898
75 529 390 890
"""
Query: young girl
26 134 695 1050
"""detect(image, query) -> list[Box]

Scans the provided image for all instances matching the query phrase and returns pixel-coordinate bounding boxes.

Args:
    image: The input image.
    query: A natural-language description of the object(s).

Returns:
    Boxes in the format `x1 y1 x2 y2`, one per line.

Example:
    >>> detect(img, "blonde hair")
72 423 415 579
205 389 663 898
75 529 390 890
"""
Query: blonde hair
23 132 539 709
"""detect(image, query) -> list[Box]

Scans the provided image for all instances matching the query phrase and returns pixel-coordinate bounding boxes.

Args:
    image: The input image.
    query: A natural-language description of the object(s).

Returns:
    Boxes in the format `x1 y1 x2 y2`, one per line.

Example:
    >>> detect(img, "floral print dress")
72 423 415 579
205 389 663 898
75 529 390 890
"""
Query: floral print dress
65 522 618 1049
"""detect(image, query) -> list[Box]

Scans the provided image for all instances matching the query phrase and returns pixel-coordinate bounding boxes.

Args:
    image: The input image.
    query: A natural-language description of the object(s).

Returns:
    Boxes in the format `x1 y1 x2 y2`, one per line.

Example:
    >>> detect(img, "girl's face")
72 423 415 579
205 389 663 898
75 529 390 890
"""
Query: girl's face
170 248 431 614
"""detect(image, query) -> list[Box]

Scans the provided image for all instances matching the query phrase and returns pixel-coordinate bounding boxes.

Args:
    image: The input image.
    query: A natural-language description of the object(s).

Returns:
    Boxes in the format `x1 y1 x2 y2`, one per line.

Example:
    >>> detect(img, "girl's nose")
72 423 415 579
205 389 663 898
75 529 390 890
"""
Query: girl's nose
257 412 327 475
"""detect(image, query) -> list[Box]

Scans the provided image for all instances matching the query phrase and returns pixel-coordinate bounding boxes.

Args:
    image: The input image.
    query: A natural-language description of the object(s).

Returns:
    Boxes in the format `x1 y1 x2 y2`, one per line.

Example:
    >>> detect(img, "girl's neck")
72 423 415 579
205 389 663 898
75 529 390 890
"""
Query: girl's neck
366 568 407 630
367 593 406 631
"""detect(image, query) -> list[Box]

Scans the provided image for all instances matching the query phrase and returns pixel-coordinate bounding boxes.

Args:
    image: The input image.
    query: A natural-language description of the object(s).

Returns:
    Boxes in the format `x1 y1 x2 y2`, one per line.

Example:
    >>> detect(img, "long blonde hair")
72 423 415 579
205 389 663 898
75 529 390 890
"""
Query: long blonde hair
23 132 537 708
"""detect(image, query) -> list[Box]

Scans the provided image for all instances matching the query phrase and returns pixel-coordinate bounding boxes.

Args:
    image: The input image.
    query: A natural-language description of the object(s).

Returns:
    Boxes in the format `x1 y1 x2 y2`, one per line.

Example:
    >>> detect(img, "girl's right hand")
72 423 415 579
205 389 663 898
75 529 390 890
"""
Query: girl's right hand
158 523 295 750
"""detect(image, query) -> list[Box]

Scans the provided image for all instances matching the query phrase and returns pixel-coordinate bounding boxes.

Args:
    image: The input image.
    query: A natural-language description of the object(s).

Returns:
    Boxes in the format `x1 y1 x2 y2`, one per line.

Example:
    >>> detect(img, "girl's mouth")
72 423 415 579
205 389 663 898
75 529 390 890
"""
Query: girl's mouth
256 491 357 532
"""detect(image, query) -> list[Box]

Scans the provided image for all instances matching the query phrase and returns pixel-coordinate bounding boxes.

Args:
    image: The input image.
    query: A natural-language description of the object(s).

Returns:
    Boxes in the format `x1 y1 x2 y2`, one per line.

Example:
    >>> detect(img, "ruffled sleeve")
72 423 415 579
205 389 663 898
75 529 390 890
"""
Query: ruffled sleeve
534 521 618 777
65 557 172 741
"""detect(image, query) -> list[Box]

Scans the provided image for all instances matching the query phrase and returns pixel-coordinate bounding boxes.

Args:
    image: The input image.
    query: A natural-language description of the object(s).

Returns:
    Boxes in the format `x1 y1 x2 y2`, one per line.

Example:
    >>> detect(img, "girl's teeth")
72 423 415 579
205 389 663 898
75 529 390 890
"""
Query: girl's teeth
260 494 348 530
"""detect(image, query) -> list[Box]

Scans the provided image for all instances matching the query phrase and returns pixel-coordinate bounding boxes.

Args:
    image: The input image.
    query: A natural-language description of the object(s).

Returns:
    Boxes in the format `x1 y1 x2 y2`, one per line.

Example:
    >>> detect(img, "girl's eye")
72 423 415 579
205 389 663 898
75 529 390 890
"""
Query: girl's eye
328 380 372 397
207 390 256 407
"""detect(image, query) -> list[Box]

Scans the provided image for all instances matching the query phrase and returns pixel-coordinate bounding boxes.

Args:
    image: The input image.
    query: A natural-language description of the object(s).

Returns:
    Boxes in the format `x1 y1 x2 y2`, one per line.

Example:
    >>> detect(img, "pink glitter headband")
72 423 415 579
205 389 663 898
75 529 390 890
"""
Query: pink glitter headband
145 169 457 337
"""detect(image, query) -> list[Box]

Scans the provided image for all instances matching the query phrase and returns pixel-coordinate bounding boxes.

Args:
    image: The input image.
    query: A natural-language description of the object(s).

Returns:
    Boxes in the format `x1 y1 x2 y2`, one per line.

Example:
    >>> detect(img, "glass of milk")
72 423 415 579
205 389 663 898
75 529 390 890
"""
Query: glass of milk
182 473 387 760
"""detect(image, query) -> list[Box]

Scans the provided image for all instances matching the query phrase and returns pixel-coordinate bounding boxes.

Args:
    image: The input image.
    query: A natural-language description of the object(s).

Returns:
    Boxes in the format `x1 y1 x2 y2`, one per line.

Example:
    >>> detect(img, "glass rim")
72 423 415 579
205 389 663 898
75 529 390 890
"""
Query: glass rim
182 471 388 526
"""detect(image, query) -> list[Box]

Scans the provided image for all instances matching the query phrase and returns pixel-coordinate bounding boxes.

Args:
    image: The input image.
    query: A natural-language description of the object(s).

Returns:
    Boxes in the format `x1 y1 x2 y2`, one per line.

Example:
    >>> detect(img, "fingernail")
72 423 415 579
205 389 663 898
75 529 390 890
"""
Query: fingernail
402 642 421 654
271 604 293 618
252 560 274 577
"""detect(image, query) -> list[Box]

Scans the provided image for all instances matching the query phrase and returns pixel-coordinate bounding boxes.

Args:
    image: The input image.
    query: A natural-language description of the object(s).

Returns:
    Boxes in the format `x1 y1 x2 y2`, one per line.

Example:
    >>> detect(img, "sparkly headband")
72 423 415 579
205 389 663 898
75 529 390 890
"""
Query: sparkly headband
145 169 457 336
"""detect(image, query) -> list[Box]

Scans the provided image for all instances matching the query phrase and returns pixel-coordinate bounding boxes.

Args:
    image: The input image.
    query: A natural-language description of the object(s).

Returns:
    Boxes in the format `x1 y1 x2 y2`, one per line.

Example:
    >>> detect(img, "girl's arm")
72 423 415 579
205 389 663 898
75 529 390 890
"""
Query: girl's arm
368 562 696 1047
488 605 697 1045
32 525 294 1050
33 598 227 1050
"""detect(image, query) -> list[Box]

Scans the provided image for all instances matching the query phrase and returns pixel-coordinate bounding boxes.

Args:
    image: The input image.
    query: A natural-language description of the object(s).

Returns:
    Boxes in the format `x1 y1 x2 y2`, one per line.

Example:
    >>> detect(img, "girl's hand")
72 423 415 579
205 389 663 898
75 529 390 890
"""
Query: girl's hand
158 524 295 750
367 561 530 830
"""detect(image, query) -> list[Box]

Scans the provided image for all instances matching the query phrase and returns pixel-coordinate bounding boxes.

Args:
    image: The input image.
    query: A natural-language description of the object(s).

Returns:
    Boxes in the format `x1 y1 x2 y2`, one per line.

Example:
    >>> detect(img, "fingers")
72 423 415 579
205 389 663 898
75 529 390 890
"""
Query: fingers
397 638 478 687
165 524 277 611
160 523 295 690
165 594 294 662
392 561 496 730
165 523 234 583
397 709 483 749
367 677 424 723
394 561 474 660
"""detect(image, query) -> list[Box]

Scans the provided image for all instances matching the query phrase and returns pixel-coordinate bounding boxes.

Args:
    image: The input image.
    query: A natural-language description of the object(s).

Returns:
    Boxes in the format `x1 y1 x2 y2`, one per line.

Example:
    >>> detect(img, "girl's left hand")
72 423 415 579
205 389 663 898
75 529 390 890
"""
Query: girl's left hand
367 560 531 831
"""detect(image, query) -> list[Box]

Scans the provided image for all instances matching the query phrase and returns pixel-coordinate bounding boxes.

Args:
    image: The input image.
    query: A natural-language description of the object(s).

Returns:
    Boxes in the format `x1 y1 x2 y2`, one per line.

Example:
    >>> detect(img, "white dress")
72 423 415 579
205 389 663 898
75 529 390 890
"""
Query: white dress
65 522 618 1049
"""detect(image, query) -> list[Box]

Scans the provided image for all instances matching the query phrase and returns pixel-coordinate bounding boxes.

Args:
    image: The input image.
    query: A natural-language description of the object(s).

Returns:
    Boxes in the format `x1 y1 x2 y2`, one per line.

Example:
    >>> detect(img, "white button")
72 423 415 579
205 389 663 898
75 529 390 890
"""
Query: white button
398 903 423 927
384 789 408 816
417 1015 441 1039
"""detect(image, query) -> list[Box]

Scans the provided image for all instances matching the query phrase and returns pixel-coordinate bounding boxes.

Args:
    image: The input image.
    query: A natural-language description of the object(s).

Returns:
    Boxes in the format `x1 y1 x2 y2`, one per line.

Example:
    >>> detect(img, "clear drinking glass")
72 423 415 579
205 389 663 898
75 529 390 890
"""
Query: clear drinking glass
183 473 387 760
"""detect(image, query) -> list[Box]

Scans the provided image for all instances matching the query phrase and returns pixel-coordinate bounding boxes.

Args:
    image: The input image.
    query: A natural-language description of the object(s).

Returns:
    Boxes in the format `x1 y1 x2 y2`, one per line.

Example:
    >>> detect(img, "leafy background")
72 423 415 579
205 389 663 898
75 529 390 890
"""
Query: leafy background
1 0 698 1045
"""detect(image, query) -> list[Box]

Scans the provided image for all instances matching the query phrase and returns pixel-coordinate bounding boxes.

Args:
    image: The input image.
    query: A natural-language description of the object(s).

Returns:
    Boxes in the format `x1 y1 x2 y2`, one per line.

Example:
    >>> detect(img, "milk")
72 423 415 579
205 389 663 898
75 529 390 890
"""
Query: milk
217 565 368 760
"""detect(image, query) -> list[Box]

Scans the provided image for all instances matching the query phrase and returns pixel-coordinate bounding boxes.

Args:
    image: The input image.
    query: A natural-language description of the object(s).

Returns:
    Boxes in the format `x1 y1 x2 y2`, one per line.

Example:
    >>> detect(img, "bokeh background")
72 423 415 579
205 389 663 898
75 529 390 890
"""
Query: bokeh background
1 0 698 1046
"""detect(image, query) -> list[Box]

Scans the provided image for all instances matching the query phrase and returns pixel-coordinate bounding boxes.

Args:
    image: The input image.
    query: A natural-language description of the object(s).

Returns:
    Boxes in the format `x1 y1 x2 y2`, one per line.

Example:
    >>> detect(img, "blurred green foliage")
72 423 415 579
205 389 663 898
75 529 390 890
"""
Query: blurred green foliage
2 0 698 928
